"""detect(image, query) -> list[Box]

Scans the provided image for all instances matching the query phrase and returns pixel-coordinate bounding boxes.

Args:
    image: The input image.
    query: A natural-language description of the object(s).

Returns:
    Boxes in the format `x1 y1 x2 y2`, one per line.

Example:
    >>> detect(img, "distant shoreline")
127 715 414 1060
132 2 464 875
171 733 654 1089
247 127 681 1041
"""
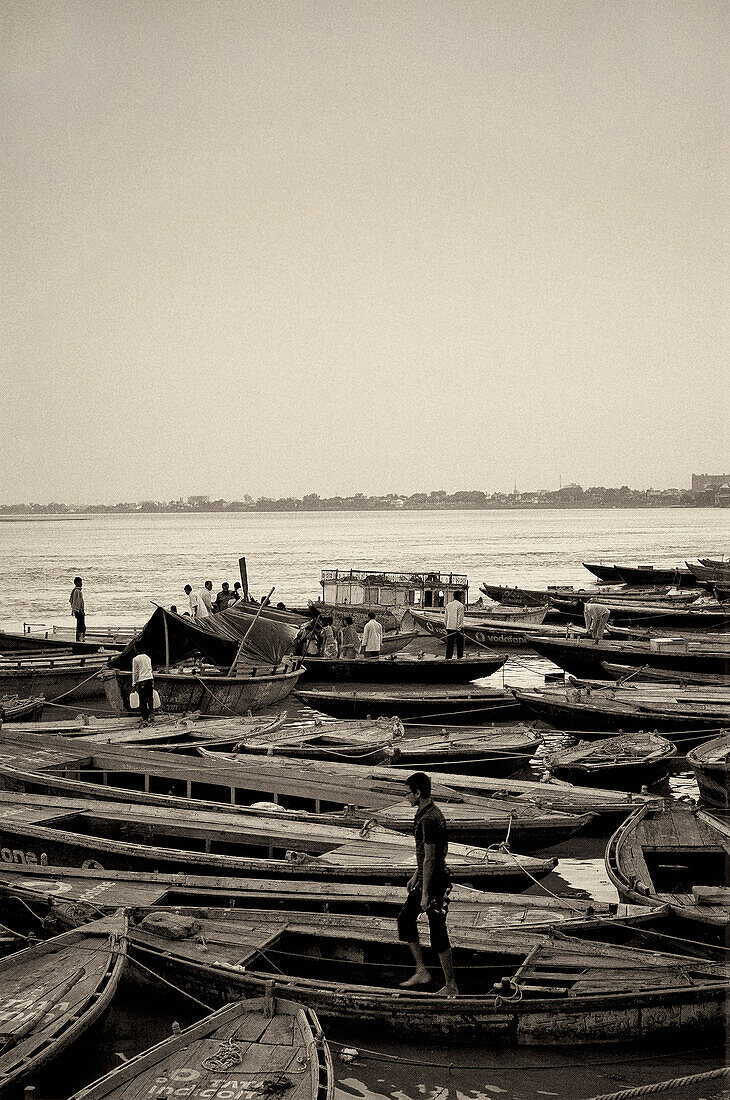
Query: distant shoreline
0 503 725 519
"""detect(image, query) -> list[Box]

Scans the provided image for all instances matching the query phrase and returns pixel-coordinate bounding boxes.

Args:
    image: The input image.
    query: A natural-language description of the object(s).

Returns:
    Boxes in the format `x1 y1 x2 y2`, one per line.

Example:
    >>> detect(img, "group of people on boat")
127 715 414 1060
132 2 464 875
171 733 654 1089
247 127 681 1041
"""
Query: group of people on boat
292 611 385 659
183 579 246 618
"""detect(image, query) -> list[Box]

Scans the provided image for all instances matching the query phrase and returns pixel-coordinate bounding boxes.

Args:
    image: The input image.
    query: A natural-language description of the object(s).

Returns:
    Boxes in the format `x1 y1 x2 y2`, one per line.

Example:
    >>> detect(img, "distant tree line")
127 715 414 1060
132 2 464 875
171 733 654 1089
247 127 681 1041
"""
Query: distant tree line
1 484 725 514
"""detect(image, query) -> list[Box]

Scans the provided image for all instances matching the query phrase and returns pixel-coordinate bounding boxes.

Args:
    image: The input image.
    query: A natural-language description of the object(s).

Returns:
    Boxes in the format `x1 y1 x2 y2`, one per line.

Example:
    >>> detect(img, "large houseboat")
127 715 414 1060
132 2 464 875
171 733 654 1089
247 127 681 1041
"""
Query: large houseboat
314 567 469 629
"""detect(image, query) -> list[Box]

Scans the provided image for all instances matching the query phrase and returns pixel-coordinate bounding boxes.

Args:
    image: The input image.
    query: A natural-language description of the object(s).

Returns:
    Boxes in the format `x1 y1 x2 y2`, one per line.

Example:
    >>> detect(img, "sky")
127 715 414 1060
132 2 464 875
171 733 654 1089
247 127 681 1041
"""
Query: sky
2 0 727 503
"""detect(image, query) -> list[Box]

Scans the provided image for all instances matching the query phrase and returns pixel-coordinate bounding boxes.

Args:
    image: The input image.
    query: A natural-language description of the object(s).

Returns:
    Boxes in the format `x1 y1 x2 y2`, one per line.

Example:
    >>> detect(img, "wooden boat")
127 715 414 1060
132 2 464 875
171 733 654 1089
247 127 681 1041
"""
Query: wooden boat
296 684 522 722
686 734 730 808
127 907 730 1042
0 863 664 939
0 694 45 721
220 717 400 764
0 653 109 702
298 651 507 683
0 789 558 886
614 565 697 587
99 663 303 716
601 662 730 687
605 803 730 936
582 563 623 583
0 913 127 1094
69 995 333 1100
513 686 727 744
528 634 730 679
384 724 542 776
408 606 549 636
0 628 124 656
479 584 548 607
550 598 730 628
544 732 676 790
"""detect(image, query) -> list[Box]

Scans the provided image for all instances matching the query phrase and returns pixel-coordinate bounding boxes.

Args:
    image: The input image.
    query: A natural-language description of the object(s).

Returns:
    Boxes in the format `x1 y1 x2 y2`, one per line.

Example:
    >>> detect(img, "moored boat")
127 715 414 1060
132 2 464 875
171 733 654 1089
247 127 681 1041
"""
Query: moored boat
295 684 522 722
686 733 730 809
385 723 542 776
0 913 127 1094
544 731 676 790
0 652 109 702
0 862 664 939
528 634 730 680
298 651 507 683
100 664 303 716
605 802 730 935
126 907 730 1042
582 563 623 583
0 789 558 886
513 685 728 744
69 996 333 1100
0 694 45 721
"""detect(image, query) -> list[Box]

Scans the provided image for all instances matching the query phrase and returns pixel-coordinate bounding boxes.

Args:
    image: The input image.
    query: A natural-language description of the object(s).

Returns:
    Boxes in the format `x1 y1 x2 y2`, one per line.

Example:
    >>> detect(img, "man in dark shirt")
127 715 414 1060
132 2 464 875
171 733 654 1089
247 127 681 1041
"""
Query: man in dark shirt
397 771 458 995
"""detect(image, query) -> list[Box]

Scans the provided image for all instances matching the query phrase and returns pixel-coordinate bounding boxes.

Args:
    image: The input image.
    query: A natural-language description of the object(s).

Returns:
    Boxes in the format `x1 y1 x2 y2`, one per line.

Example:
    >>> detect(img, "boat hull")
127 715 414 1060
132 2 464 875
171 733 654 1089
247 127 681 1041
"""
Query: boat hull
0 664 106 701
99 665 303 716
130 937 729 1044
296 687 522 722
298 654 506 683
529 637 730 679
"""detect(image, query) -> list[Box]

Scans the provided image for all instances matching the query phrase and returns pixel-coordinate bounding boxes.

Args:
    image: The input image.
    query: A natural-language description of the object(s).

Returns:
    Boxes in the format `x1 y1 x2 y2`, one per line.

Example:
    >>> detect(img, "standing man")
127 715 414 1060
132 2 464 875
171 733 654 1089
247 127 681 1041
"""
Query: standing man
201 580 215 615
69 576 86 642
184 584 209 620
397 772 458 996
443 591 464 660
131 650 155 724
361 612 383 657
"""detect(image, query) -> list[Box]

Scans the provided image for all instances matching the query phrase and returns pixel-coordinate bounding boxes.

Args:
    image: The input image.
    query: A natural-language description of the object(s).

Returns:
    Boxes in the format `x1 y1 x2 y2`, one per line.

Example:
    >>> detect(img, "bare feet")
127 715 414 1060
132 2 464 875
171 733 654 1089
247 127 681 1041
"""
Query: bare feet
399 971 431 988
436 984 459 997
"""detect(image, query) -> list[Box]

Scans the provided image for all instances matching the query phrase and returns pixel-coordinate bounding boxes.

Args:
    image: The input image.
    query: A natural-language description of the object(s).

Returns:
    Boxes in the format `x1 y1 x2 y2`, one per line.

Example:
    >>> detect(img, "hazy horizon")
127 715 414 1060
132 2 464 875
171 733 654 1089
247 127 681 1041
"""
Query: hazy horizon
3 1 726 504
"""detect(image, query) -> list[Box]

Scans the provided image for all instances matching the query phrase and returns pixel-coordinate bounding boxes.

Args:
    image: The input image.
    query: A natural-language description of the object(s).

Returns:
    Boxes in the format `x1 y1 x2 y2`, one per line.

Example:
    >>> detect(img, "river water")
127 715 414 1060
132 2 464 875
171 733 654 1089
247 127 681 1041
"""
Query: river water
2 508 729 1099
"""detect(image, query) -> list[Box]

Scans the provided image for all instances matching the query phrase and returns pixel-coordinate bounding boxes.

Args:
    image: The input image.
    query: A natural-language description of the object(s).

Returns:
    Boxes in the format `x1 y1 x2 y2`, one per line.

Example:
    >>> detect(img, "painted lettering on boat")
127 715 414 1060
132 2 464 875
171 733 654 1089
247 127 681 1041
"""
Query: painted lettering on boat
147 1072 276 1098
0 847 41 865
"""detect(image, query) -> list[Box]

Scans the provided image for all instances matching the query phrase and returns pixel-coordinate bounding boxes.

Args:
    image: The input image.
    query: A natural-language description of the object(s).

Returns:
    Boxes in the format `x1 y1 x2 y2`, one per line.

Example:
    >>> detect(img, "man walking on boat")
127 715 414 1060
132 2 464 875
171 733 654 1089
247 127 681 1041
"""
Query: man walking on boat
398 771 458 996
443 591 464 659
69 576 86 642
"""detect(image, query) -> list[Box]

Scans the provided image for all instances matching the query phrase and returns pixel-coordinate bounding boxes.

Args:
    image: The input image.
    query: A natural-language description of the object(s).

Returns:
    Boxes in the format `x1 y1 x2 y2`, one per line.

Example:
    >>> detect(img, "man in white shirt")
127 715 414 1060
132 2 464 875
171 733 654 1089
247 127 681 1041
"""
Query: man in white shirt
201 580 215 615
184 584 209 619
131 650 155 722
443 592 465 660
361 612 383 657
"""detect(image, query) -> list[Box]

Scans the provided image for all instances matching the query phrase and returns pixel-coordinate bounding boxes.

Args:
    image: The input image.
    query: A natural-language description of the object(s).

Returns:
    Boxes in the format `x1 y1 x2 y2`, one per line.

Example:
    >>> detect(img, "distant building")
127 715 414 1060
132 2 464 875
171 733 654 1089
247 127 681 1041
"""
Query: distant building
692 474 730 491
187 494 210 505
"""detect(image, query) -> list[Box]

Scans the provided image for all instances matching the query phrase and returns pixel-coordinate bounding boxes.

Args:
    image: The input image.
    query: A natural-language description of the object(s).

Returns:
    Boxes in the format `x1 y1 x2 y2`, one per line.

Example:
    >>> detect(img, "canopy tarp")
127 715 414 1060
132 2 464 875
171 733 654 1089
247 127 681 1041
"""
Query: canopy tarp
109 605 297 671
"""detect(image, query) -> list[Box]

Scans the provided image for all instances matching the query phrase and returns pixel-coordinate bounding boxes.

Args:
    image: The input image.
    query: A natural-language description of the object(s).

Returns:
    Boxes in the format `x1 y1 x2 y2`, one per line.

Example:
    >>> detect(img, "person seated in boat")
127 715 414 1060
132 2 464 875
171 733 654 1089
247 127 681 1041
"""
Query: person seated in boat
584 601 611 642
398 771 458 996
320 616 338 658
362 612 383 657
215 582 235 612
131 650 155 724
443 591 464 659
338 616 360 659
